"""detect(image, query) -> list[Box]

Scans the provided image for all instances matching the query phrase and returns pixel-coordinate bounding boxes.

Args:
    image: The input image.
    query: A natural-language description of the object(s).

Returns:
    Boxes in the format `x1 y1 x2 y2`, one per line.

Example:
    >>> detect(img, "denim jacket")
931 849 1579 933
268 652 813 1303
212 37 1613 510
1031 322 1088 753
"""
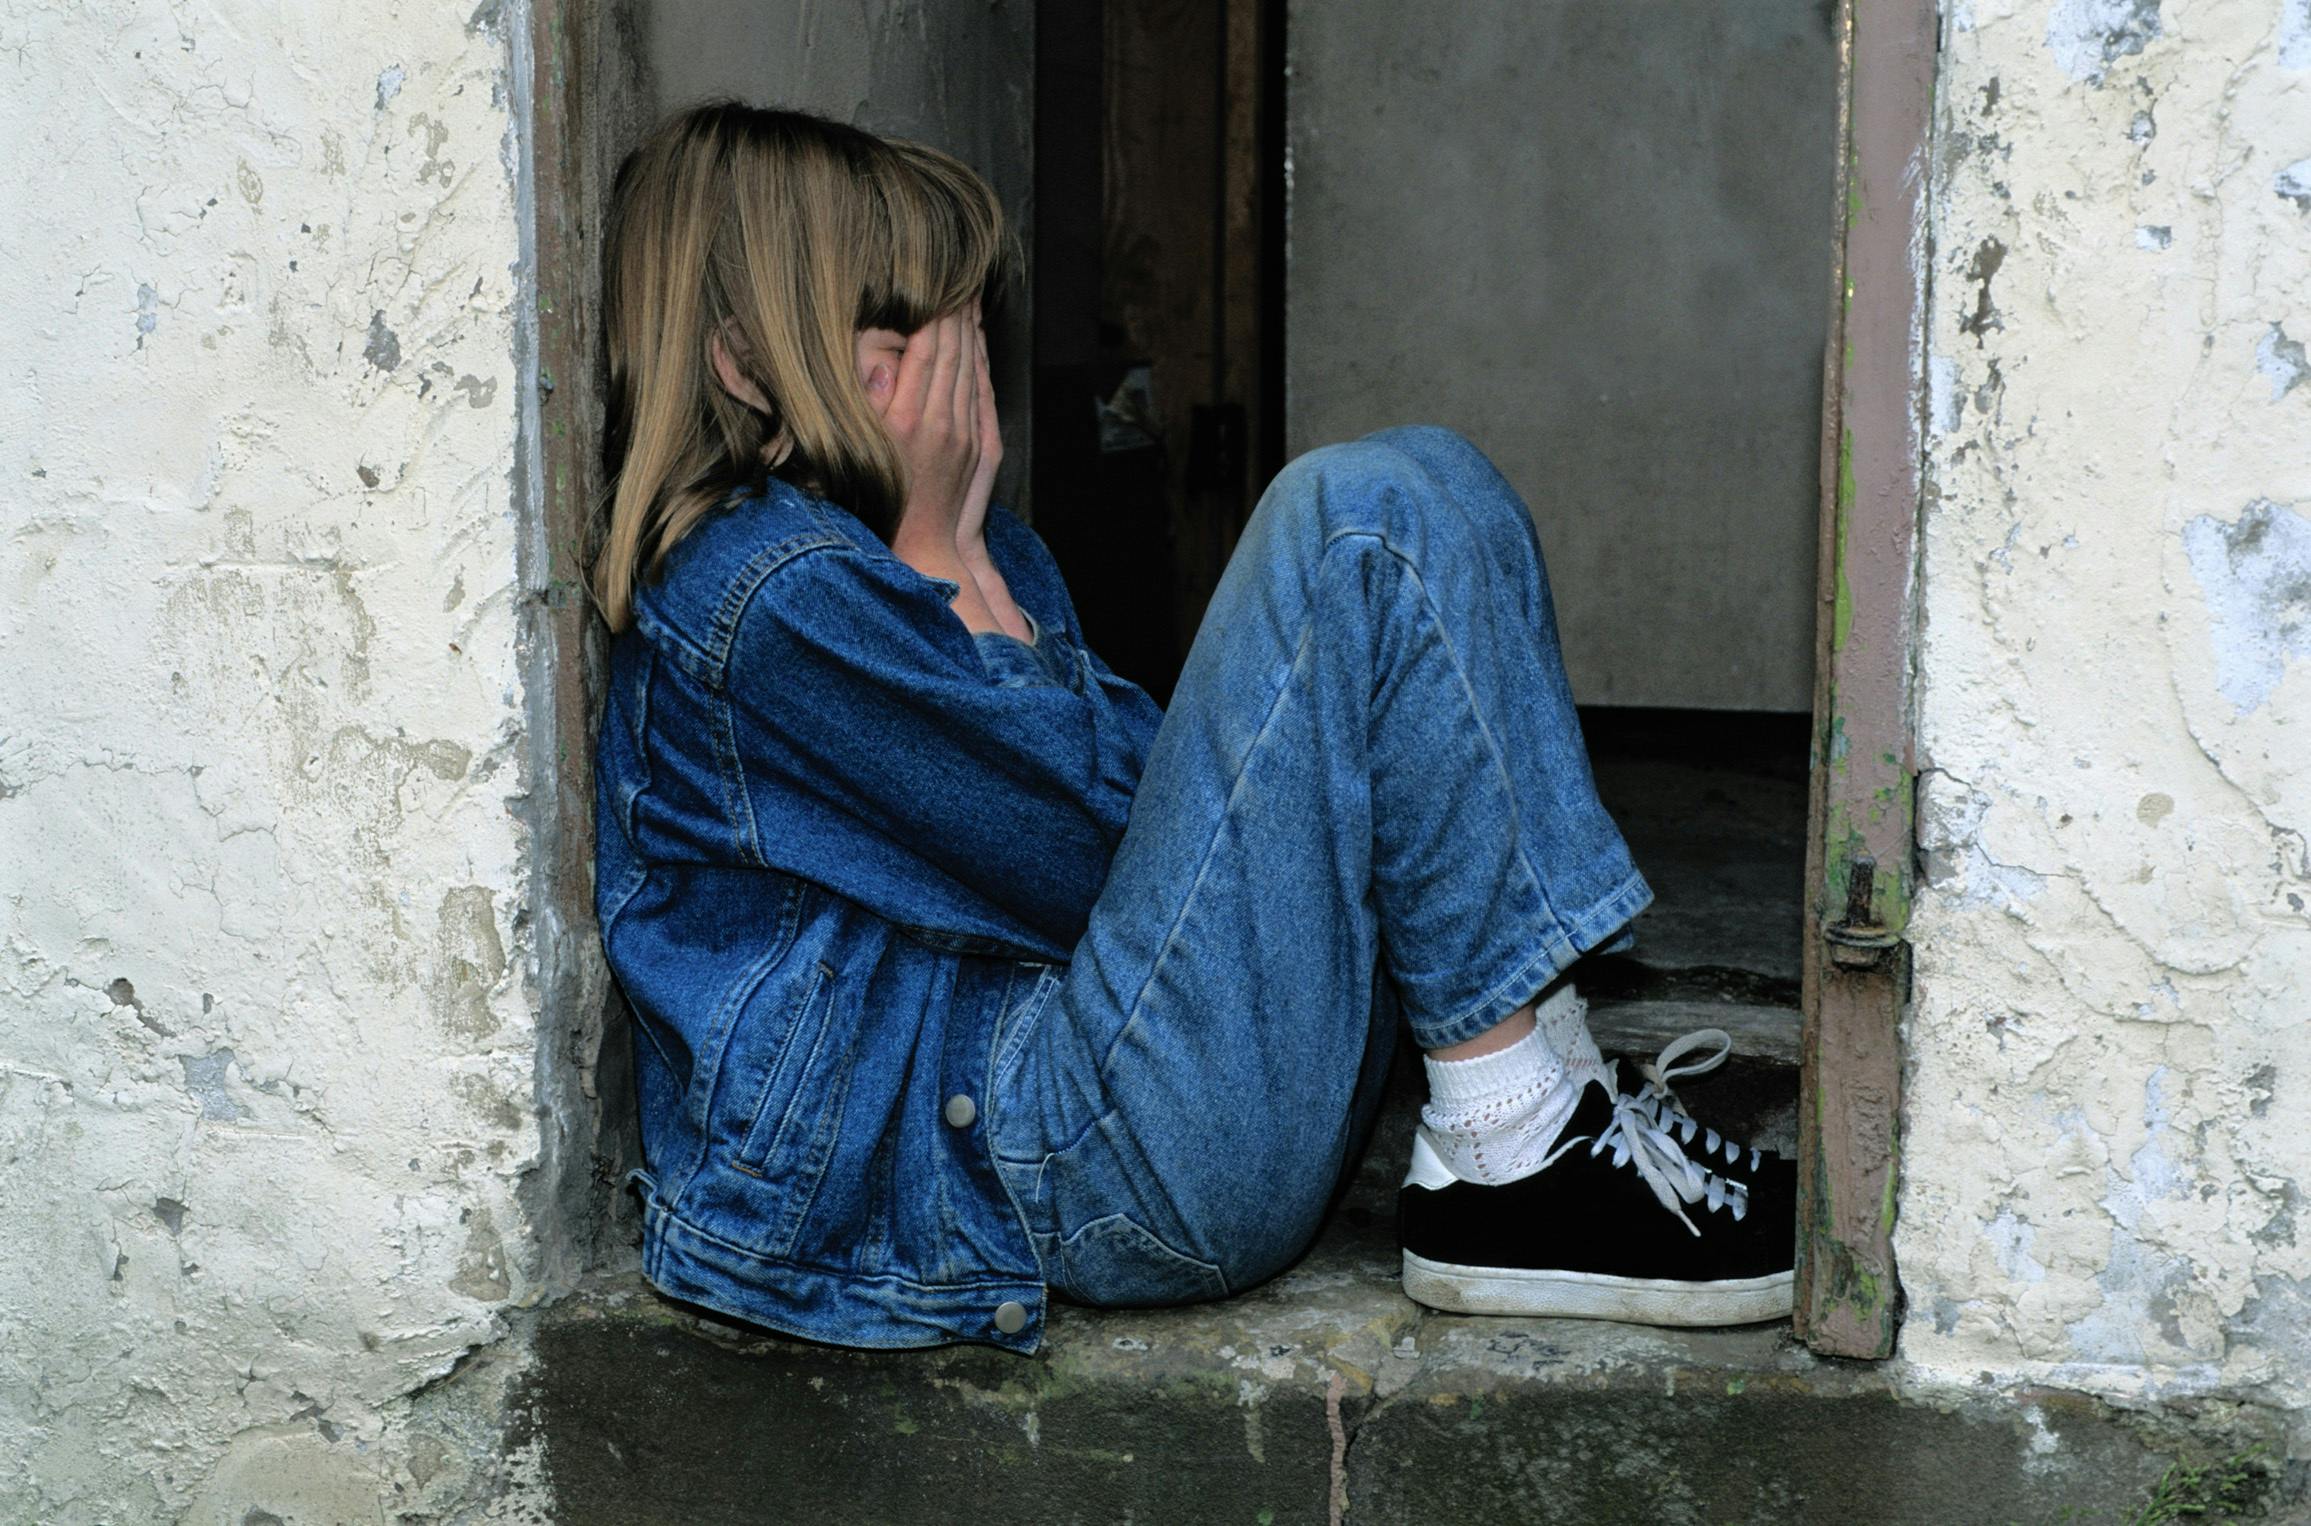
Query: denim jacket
593 477 1162 1353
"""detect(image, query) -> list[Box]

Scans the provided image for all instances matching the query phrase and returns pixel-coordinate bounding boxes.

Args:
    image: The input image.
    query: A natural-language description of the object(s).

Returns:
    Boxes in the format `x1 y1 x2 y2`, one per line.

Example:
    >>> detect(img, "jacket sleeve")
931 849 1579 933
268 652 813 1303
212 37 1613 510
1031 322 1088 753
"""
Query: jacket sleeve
723 540 1153 960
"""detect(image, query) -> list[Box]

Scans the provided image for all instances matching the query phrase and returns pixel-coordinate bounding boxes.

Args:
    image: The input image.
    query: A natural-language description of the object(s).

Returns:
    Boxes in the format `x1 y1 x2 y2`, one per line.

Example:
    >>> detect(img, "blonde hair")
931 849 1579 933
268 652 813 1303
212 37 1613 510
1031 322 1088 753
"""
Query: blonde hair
592 102 1020 632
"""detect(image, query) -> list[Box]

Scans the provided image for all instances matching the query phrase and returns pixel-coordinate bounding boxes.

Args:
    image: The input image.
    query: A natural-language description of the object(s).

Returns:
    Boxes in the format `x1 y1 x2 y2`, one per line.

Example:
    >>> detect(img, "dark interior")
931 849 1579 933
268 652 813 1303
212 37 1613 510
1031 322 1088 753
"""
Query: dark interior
1025 1 1811 1165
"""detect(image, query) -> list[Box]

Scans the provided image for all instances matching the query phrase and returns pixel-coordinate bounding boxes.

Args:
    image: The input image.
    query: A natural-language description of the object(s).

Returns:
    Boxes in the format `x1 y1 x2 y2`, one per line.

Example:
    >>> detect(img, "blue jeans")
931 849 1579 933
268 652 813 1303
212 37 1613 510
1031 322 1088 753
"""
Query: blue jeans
987 425 1653 1304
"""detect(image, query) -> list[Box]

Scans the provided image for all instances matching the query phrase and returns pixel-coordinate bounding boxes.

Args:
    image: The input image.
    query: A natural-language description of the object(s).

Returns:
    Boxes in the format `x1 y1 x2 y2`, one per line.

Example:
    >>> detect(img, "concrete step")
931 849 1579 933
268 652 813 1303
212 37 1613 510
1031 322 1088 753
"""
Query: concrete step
1584 959 1803 1068
1581 703 1810 1069
1590 995 1801 1067
517 1276 2288 1525
510 1056 2290 1524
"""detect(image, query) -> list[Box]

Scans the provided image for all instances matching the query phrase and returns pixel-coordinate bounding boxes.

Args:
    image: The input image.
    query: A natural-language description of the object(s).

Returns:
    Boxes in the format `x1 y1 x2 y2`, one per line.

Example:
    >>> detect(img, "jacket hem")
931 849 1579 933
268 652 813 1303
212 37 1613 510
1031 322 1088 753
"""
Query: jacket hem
639 1195 1049 1355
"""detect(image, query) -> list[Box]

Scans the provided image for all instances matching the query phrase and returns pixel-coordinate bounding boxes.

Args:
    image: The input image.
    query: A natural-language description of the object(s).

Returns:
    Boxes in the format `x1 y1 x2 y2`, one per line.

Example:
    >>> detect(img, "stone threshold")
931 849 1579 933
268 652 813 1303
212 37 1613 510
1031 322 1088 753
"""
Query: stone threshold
512 1202 2292 1524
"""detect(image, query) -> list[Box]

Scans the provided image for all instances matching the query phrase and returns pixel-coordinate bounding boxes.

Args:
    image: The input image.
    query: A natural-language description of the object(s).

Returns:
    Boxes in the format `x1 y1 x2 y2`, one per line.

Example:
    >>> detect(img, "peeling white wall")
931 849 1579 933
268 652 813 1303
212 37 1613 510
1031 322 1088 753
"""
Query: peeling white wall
1903 0 2311 1423
1 2 555 1519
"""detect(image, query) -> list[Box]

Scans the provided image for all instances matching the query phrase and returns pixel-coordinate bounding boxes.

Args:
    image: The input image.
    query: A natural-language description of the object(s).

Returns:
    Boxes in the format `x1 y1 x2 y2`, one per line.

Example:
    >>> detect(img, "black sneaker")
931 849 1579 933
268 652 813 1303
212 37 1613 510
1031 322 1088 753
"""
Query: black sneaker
1399 1072 1796 1326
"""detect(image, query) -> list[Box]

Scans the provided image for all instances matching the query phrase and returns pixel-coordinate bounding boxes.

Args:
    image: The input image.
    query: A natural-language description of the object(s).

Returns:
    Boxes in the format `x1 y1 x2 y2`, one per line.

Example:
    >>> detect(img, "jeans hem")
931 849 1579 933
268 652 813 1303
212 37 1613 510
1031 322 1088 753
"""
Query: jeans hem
1411 864 1654 1051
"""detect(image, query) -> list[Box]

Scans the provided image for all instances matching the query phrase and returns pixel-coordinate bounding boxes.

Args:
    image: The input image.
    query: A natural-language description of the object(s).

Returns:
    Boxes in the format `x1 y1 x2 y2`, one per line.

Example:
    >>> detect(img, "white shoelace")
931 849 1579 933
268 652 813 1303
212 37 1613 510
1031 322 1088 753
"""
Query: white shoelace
1588 1079 1752 1237
1625 1028 1768 1175
1455 1004 1771 1235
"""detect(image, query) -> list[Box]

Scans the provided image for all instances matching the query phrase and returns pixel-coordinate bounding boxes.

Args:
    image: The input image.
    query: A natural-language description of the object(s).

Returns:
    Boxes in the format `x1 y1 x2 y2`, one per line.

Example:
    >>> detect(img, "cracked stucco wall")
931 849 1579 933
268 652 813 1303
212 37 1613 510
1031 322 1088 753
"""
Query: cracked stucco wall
1902 0 2311 1424
2 2 560 1519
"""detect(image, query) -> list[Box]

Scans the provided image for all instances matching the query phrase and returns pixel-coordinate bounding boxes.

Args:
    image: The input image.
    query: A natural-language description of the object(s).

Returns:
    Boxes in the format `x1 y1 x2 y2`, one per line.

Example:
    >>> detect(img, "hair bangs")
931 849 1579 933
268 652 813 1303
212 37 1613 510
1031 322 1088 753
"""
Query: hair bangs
856 141 1019 333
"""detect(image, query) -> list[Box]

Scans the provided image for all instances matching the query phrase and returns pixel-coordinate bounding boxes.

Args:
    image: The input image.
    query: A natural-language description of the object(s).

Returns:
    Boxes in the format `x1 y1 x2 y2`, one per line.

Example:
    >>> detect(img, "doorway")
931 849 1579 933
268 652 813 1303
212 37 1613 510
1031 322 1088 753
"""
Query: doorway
547 0 1925 1359
1028 0 1833 1161
1026 0 1917 1355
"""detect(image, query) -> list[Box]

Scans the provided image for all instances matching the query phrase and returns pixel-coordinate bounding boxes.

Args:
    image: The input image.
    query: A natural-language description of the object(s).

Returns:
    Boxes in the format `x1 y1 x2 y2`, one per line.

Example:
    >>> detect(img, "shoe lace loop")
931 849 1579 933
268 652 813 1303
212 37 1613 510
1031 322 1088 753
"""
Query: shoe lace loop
1627 1027 1766 1175
1587 1055 1752 1237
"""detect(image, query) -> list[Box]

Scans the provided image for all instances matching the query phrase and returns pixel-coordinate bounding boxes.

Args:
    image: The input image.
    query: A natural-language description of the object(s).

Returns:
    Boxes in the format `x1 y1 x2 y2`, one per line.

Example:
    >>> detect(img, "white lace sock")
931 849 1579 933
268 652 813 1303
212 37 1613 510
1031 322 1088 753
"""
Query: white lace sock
1419 981 1610 1186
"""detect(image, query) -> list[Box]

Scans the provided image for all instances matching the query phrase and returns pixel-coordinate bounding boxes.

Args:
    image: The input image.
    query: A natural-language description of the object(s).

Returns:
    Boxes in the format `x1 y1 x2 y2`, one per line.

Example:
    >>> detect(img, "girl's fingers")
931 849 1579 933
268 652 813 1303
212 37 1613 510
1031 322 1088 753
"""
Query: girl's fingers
965 322 983 436
947 313 976 436
886 313 991 516
919 314 946 428
889 318 936 423
976 327 1000 455
924 313 962 433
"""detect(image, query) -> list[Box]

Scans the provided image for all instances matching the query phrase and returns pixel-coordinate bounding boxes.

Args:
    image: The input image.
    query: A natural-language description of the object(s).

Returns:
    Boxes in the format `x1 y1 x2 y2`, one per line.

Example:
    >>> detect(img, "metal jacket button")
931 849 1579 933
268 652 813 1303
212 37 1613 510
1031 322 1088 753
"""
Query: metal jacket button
994 1300 1028 1335
943 1093 977 1129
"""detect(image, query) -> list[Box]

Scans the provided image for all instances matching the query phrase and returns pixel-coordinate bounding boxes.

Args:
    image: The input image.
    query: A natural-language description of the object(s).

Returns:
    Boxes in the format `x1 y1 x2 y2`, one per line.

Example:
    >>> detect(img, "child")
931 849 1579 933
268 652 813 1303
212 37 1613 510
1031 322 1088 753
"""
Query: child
589 102 1794 1353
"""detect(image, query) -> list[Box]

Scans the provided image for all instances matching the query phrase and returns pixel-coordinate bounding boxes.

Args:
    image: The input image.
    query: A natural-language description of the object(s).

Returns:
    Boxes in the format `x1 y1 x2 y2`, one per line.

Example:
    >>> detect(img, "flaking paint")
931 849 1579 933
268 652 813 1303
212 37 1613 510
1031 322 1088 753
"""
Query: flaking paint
0 1 554 1518
1901 0 2311 1445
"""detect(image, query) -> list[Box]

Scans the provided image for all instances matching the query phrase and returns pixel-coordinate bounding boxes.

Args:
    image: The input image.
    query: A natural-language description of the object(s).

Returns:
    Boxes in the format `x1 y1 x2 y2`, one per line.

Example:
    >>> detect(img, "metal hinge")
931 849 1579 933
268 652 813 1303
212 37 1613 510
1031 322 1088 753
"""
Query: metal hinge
1822 853 1903 970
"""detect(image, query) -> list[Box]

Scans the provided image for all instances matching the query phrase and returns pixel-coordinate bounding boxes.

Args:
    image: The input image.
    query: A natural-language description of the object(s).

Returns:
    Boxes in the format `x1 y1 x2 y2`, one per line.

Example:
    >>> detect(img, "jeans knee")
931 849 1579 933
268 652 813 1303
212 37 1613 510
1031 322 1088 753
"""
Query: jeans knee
1246 439 1400 559
1370 422 1483 467
1374 425 1542 562
1253 426 1537 583
1275 425 1470 490
1262 430 1442 533
1270 435 1402 498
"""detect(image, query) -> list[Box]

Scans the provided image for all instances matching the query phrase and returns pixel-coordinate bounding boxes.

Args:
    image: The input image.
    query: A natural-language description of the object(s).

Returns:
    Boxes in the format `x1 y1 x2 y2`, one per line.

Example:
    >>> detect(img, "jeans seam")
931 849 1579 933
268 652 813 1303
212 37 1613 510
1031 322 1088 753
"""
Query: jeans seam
1061 1211 1232 1301
613 648 658 851
1327 525 1584 1049
1419 863 1651 1050
667 881 807 1210
649 1198 1035 1293
1415 937 1573 1052
713 688 769 868
597 860 650 938
982 963 1060 1290
628 1001 682 1078
1095 622 1318 1082
991 963 1059 1098
1357 528 1565 922
1571 864 1653 947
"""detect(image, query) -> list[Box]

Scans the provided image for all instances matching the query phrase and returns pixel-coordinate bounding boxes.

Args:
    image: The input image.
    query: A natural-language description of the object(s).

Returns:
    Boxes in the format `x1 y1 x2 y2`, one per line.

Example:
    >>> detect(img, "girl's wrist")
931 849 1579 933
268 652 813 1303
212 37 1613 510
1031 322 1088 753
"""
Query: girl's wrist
892 515 963 574
959 544 1033 643
890 524 1008 635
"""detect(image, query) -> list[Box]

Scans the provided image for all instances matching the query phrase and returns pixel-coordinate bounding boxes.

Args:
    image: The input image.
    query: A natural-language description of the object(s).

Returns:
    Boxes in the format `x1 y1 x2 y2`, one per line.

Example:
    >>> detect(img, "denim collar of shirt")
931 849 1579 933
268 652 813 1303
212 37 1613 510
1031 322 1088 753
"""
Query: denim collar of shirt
973 609 1080 691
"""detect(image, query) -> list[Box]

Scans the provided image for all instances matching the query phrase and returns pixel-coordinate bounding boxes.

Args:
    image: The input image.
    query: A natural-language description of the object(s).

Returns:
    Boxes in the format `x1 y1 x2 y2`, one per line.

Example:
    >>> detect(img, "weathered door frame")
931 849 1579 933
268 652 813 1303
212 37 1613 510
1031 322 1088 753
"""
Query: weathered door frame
527 0 1938 1352
1794 0 1935 1359
524 0 658 1265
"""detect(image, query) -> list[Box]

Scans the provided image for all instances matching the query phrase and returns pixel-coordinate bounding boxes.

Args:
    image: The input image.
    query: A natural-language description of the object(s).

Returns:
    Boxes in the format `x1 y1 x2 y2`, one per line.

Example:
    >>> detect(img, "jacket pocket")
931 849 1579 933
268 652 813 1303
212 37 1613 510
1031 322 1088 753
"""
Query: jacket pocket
730 960 840 1180
718 958 860 1262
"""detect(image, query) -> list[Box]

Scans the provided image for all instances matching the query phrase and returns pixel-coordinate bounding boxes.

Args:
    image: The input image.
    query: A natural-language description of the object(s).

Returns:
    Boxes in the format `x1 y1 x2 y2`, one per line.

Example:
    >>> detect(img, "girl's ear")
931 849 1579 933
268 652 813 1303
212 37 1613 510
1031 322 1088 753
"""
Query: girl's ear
710 326 793 467
709 327 773 414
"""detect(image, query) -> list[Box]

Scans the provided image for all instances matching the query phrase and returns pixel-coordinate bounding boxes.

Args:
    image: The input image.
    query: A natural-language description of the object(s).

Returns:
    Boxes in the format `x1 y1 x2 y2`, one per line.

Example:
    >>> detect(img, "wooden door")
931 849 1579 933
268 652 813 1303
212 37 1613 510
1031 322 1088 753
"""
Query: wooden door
1793 0 1934 1360
1031 0 1283 701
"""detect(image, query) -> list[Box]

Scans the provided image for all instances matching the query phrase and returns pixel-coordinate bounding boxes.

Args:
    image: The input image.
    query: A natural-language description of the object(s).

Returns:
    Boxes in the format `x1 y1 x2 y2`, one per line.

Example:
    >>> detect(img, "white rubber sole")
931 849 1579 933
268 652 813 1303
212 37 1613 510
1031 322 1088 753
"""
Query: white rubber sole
1402 1250 1795 1326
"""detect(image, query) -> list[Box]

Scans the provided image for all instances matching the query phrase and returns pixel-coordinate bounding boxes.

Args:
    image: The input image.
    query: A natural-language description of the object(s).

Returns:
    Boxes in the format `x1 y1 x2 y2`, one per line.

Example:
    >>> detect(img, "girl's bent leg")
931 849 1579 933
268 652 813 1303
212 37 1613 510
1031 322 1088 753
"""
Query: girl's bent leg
988 424 1650 1303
